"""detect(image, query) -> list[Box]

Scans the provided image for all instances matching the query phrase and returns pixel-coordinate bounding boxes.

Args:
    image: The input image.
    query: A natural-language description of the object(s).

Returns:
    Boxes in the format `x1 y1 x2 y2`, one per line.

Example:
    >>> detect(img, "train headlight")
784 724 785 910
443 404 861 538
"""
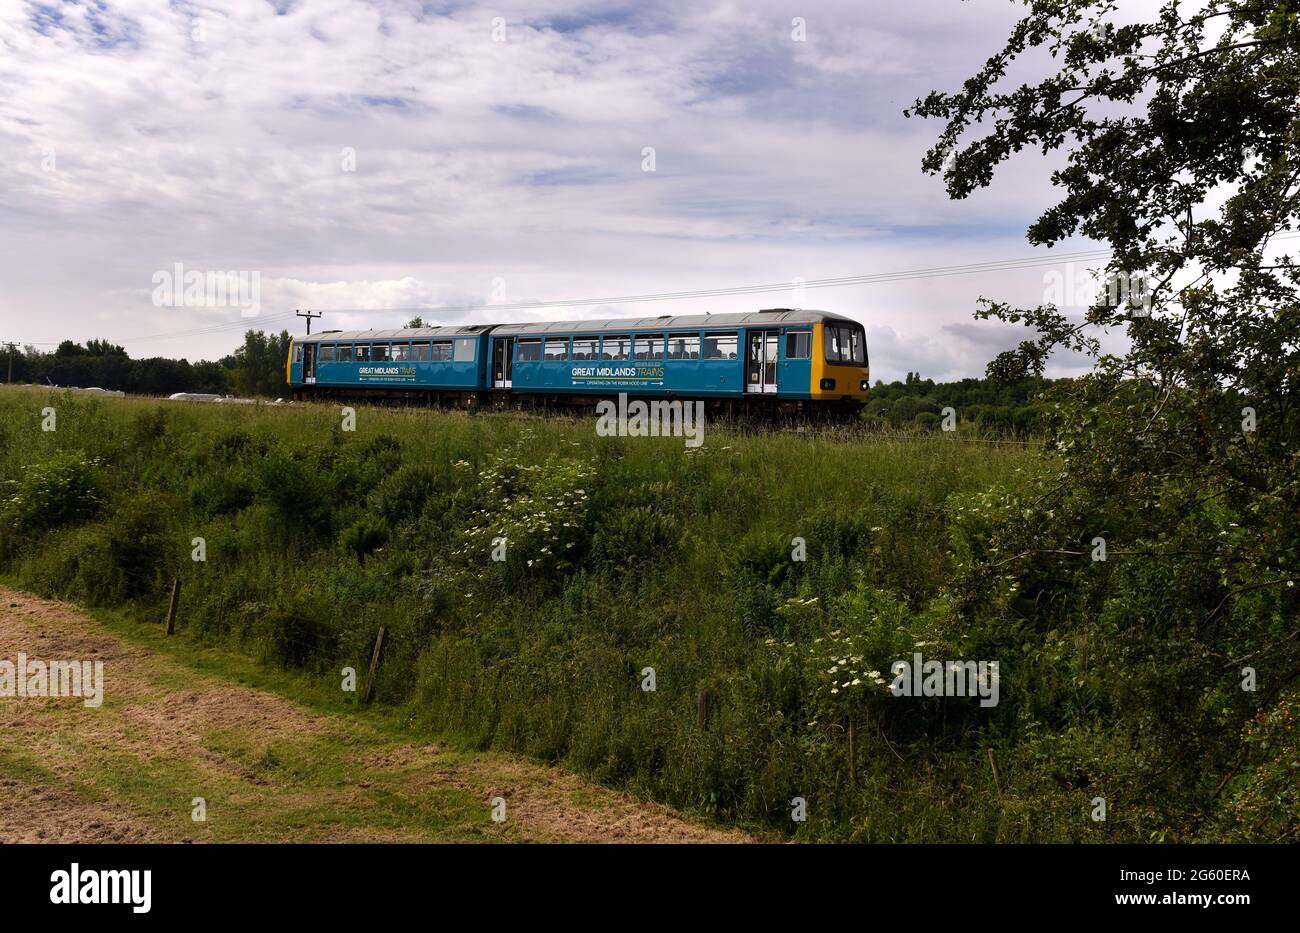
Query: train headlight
820 378 836 390
859 380 868 391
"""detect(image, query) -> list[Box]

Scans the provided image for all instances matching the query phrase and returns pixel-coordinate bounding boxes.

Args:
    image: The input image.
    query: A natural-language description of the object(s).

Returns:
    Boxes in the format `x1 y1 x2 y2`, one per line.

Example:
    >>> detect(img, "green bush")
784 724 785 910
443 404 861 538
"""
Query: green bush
103 493 176 602
255 447 333 533
1 450 105 543
370 463 439 525
254 599 340 671
340 515 389 560
589 504 679 570
190 467 257 517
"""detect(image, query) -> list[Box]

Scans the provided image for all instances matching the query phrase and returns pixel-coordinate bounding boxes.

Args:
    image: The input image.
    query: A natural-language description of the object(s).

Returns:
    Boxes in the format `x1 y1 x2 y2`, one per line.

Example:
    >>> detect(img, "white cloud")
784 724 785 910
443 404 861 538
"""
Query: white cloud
0 0 1107 380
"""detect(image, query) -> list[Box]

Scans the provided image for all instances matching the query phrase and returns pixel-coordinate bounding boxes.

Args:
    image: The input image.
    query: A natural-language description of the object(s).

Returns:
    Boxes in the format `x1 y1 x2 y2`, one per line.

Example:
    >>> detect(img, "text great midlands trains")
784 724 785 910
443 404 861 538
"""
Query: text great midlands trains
286 309 869 416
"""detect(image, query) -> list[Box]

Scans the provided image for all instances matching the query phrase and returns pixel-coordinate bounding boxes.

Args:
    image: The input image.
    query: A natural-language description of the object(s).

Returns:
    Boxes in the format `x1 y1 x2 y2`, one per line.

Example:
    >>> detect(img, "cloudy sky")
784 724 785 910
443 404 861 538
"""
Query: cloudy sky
0 0 1132 381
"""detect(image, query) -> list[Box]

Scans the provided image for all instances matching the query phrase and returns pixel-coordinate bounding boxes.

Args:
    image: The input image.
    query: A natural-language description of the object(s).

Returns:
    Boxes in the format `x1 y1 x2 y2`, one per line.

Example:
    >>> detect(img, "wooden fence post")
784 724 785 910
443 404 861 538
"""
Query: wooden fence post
848 719 857 785
362 626 386 704
696 689 711 730
165 578 181 636
987 748 1004 795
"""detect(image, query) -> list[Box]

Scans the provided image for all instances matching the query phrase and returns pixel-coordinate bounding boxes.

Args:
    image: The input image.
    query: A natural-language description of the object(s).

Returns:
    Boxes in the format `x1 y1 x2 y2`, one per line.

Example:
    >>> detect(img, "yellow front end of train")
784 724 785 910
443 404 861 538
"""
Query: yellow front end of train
810 320 869 402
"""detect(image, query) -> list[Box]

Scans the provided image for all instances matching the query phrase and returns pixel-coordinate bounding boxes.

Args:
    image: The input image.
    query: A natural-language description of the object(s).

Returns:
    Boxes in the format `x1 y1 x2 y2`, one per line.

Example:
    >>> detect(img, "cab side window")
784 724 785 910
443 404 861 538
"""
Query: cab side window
825 326 843 362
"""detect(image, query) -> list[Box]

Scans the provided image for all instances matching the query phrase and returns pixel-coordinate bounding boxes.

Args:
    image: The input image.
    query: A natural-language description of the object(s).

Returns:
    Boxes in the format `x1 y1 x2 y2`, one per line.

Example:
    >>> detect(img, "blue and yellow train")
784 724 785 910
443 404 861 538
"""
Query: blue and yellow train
286 309 869 415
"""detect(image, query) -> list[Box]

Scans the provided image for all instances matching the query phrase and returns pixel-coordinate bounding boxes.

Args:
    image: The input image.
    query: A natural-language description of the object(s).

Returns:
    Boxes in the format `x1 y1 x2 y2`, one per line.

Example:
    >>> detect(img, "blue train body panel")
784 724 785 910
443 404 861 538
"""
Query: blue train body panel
287 311 867 406
511 355 743 397
288 328 491 391
310 357 482 389
500 324 808 399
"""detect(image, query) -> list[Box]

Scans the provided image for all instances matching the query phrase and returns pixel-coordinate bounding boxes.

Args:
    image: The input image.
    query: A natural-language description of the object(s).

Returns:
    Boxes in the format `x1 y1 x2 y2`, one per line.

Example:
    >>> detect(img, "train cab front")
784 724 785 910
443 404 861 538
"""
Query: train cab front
811 318 869 409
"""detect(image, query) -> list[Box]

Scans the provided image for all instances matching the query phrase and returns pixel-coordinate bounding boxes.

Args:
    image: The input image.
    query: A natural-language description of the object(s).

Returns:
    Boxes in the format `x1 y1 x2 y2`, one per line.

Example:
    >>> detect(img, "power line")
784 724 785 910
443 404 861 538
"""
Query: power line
8 234 1297 346
122 311 300 344
9 311 299 350
16 252 1090 347
307 234 1300 317
308 248 1120 316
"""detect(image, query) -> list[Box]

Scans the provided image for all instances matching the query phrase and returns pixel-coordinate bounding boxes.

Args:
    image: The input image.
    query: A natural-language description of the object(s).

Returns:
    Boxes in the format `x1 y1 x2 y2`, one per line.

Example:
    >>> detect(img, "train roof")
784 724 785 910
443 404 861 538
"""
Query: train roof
295 324 494 344
491 309 853 336
292 310 858 343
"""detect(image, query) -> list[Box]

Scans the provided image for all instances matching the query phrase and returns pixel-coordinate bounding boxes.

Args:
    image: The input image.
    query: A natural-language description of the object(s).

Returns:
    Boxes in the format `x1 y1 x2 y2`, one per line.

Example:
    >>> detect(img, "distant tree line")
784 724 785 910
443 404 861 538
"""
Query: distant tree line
863 371 1052 436
3 331 293 399
4 335 1054 426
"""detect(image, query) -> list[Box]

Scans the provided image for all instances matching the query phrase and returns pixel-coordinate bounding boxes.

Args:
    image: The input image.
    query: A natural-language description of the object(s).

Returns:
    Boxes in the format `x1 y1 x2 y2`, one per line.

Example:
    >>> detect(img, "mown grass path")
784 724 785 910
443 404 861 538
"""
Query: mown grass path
0 587 751 844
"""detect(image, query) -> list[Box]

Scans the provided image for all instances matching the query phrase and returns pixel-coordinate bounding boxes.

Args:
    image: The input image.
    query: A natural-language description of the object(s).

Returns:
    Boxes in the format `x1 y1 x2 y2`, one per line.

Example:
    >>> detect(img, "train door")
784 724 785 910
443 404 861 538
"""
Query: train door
745 330 779 394
303 343 317 384
492 337 514 389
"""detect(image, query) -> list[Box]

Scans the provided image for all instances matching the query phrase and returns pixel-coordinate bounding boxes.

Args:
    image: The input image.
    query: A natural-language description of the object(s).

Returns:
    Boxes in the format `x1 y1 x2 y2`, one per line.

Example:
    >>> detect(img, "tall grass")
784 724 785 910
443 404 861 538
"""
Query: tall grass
0 387 1121 840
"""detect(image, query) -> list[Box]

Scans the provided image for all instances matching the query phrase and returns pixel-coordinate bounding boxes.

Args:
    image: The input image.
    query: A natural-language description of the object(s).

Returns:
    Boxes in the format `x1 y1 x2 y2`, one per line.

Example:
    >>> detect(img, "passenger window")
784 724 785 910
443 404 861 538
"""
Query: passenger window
372 344 391 362
391 343 410 362
668 333 700 360
544 338 568 361
411 342 430 362
571 337 597 360
785 332 811 360
517 339 542 362
603 335 630 360
703 333 738 360
453 338 475 362
634 335 664 360
320 344 336 362
431 341 452 362
355 344 371 362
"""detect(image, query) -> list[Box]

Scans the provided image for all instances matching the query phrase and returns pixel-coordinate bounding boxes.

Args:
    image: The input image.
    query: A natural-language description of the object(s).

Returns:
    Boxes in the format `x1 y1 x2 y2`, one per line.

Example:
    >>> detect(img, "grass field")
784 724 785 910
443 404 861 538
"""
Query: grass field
0 386 1070 841
24 383 1292 843
6 386 1288 843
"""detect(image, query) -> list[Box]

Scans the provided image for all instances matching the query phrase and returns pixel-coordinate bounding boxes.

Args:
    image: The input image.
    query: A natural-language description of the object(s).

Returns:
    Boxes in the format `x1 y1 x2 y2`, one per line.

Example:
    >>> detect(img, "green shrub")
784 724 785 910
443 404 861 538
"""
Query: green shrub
24 493 175 606
340 515 389 560
370 463 438 525
190 467 257 517
103 494 175 602
130 407 170 444
255 447 333 533
727 529 798 589
254 600 340 670
1 450 105 542
589 505 679 570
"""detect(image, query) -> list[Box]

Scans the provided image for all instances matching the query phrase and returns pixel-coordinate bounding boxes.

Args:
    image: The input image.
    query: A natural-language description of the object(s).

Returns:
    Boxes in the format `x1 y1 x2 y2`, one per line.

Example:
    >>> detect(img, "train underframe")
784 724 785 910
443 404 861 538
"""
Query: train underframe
289 385 864 421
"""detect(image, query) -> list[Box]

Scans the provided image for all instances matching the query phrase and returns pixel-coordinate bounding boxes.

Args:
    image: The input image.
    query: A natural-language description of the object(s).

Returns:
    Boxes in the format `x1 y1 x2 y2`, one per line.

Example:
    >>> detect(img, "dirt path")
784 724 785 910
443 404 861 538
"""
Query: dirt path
0 587 751 844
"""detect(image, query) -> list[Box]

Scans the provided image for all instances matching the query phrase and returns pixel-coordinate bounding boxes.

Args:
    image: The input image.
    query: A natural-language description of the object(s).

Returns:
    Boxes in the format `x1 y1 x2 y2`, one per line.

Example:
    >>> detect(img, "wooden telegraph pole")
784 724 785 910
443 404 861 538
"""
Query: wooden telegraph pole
295 309 322 335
